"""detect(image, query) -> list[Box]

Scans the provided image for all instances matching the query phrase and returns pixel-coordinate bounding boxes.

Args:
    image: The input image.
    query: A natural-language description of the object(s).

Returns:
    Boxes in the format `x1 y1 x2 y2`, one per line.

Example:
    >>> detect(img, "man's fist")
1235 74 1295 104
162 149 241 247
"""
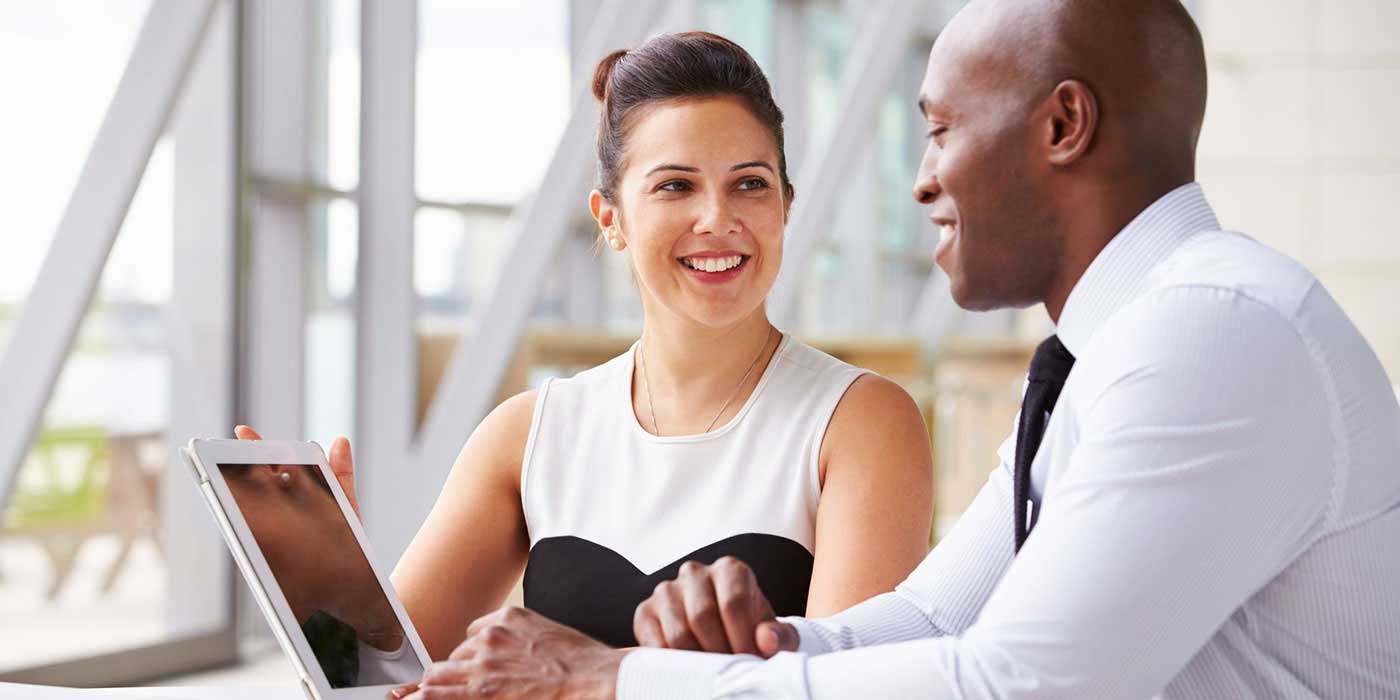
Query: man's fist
632 556 800 657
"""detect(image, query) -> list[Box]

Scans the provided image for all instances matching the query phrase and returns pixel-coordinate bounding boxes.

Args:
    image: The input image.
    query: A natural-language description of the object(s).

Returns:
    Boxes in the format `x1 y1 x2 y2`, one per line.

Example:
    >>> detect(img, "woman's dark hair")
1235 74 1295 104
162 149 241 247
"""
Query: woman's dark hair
591 31 794 202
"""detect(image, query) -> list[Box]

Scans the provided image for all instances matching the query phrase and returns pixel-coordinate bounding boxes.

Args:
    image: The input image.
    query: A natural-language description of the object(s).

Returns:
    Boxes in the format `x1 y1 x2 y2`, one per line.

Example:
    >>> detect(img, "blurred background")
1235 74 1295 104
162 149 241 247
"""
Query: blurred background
1 0 1396 688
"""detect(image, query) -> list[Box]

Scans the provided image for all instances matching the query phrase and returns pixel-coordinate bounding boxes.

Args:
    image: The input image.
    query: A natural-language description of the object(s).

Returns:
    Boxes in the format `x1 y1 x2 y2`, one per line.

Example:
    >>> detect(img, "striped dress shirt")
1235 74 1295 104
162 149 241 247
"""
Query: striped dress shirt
618 183 1400 699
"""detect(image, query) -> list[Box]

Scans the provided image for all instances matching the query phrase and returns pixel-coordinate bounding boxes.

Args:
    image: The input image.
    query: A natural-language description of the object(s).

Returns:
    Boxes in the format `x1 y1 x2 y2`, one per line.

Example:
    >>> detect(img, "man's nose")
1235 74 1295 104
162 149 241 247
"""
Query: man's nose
913 170 940 205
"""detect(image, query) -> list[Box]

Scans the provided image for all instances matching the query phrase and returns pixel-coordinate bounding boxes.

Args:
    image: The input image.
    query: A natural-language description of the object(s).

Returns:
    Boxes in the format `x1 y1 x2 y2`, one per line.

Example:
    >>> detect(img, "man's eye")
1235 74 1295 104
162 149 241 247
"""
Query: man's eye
658 180 691 192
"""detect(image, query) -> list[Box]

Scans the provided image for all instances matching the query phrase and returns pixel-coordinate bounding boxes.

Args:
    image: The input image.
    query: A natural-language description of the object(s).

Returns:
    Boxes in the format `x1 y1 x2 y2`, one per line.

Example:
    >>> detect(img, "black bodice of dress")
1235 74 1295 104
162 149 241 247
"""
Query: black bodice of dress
522 533 815 648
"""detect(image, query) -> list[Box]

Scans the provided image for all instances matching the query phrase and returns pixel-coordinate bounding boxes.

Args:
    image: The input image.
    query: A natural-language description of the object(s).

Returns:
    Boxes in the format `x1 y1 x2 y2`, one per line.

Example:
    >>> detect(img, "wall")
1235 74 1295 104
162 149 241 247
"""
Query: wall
1194 0 1400 384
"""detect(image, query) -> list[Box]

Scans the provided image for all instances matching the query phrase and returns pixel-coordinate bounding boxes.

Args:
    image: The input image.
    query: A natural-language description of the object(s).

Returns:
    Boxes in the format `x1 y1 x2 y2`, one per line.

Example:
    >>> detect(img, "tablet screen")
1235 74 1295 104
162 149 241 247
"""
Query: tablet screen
220 463 424 689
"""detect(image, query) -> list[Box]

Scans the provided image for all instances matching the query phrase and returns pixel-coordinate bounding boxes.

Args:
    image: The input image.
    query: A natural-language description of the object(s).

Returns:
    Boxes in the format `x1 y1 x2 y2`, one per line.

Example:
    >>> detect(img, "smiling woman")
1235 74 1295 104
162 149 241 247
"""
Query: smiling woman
243 31 935 676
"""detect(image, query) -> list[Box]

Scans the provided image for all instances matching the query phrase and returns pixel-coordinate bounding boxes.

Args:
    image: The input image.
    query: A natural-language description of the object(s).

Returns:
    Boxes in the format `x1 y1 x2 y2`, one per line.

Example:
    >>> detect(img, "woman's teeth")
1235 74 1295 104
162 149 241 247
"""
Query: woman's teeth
681 255 744 272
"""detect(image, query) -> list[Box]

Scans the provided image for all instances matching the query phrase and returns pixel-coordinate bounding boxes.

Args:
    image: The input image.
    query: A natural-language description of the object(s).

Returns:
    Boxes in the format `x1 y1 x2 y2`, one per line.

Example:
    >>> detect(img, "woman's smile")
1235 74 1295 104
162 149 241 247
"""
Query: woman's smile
678 251 752 284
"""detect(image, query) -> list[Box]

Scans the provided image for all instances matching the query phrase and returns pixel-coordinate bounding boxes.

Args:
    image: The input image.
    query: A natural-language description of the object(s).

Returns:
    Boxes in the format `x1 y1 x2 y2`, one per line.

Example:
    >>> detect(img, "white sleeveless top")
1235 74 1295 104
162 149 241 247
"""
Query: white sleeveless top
518 333 868 647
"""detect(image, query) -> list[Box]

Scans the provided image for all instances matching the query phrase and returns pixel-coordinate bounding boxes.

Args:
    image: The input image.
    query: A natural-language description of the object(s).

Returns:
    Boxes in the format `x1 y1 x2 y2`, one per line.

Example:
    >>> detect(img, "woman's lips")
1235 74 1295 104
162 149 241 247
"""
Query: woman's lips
678 254 750 284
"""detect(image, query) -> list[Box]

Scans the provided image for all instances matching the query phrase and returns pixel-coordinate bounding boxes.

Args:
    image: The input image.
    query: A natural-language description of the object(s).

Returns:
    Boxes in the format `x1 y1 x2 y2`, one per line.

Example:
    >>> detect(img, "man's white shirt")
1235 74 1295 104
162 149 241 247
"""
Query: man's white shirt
618 183 1400 699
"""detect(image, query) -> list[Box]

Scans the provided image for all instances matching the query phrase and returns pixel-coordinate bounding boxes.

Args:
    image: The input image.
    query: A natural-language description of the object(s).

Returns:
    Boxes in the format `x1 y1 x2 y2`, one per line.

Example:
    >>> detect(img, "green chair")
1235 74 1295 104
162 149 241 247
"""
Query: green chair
2 426 111 599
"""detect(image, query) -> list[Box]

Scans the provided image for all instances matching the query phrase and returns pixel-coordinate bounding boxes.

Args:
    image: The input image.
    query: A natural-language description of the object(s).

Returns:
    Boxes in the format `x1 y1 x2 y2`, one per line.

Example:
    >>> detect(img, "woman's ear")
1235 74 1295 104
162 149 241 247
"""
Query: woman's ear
589 189 615 231
783 185 796 224
1044 79 1099 167
589 189 625 251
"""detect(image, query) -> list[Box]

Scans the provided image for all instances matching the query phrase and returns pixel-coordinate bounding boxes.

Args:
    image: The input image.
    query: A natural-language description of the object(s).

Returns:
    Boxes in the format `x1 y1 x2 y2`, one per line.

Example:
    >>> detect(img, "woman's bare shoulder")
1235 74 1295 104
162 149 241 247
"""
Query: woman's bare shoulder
448 389 541 490
820 374 930 482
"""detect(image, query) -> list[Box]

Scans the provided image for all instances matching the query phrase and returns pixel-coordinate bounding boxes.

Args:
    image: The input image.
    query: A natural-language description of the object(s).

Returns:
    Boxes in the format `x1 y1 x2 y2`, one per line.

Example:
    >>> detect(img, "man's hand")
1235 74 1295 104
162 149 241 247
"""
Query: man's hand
392 606 626 700
632 557 800 658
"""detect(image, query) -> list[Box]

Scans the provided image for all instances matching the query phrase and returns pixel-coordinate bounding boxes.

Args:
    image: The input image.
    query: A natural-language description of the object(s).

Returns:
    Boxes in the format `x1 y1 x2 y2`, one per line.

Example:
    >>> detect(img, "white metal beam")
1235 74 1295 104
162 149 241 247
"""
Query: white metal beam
0 0 216 511
767 0 925 327
356 0 420 566
243 0 314 442
239 0 318 649
167 0 237 636
773 0 808 175
395 0 667 561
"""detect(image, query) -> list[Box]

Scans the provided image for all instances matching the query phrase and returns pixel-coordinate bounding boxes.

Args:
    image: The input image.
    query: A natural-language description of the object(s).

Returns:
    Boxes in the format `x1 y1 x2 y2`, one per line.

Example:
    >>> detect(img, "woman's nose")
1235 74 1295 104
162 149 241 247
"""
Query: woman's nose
694 195 741 235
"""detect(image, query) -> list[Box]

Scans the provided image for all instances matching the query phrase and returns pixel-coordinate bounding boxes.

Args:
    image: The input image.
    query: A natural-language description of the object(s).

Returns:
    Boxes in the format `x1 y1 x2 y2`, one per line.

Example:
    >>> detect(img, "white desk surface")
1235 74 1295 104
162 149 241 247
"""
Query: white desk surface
0 683 302 699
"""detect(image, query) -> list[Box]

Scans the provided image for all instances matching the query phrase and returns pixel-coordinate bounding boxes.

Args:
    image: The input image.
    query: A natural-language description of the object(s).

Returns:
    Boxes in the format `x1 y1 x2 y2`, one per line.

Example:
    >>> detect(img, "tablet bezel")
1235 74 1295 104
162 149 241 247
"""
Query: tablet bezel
186 438 431 700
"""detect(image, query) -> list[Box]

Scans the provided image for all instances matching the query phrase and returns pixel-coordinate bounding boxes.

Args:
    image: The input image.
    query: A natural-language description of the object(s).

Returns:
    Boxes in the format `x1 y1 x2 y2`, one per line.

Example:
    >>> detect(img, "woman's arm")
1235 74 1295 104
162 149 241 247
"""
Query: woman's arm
806 375 934 617
390 389 538 661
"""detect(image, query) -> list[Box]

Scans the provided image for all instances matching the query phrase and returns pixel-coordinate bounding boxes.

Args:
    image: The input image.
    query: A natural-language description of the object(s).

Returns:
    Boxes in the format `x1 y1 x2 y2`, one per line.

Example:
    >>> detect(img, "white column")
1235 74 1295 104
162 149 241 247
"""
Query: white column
356 0 420 568
243 0 313 441
773 0 808 176
167 0 237 637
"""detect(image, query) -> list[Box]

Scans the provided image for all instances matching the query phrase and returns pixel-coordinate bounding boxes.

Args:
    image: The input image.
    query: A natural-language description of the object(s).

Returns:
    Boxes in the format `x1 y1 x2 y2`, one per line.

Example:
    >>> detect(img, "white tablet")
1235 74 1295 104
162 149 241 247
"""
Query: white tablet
183 439 430 700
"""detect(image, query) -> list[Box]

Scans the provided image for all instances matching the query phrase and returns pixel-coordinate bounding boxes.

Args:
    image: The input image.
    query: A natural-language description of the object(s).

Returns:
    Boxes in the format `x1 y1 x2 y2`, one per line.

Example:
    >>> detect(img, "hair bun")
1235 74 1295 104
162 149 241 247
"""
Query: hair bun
592 49 628 102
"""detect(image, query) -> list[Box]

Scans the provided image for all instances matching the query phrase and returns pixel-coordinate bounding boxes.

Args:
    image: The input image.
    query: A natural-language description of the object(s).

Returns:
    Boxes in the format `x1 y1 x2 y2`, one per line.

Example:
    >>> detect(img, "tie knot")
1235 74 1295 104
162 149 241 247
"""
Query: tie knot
1029 335 1076 385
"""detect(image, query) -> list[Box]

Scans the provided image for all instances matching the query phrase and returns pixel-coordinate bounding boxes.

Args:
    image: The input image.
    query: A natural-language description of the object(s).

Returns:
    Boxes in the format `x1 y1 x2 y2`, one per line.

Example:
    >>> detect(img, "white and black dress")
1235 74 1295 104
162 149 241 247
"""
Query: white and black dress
520 334 869 647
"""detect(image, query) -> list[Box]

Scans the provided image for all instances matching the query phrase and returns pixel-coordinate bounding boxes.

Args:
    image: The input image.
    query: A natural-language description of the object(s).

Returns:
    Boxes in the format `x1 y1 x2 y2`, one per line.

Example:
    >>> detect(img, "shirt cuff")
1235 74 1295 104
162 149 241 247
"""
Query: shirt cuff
617 648 747 700
778 616 832 656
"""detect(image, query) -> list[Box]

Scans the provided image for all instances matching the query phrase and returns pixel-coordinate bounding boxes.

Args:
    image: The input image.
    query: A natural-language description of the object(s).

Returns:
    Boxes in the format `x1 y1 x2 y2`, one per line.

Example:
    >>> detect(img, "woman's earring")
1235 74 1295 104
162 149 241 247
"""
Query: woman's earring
607 226 624 250
279 471 292 486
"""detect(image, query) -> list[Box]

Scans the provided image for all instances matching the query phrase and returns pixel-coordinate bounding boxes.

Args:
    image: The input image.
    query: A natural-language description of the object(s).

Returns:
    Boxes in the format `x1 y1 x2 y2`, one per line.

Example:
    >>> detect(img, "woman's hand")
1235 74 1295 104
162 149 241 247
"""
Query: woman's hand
391 607 626 700
234 425 360 517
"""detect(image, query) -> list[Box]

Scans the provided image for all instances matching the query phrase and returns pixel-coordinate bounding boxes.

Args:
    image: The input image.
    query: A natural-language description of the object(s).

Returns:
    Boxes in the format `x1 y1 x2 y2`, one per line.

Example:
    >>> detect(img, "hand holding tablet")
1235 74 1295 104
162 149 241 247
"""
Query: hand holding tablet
183 436 430 699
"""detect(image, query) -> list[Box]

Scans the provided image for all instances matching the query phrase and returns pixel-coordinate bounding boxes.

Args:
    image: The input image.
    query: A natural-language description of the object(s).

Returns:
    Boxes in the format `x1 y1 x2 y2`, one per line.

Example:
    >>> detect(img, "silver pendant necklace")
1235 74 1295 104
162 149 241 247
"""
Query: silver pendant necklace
638 326 776 436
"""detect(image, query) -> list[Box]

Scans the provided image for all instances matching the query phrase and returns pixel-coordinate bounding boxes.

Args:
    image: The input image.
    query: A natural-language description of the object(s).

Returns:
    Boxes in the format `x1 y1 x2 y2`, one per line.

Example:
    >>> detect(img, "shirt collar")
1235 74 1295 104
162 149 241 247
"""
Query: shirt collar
1055 182 1221 356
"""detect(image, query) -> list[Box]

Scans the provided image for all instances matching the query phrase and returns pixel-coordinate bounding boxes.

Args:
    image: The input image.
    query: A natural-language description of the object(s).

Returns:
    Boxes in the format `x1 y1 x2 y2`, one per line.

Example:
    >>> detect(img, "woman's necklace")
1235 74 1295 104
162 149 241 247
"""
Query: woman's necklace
638 326 776 436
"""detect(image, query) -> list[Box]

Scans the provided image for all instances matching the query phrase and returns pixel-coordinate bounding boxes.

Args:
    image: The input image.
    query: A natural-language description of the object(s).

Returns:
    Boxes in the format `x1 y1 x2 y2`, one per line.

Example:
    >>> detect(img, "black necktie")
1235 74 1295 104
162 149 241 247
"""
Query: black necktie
1014 335 1076 553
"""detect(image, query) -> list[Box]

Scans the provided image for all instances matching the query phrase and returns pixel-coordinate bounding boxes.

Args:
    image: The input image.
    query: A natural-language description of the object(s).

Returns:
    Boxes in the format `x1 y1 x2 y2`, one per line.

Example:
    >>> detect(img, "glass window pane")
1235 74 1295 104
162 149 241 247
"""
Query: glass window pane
0 138 228 672
415 0 570 204
803 0 852 153
414 205 512 329
306 197 358 448
0 1 151 350
701 0 775 72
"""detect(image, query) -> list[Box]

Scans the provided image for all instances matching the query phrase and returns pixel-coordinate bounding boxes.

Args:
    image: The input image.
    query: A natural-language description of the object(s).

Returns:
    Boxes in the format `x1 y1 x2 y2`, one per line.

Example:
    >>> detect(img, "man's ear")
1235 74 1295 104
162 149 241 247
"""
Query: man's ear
1044 79 1099 166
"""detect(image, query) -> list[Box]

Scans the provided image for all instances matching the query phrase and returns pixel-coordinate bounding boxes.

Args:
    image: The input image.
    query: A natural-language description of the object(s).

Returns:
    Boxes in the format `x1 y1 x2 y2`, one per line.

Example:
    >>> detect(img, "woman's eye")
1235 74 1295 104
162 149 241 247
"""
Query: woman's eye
736 177 769 191
658 180 691 193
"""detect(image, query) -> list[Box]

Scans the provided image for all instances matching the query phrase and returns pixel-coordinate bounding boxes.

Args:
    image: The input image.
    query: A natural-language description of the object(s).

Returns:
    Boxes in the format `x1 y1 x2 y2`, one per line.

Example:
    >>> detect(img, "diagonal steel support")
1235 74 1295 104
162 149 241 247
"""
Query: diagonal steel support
387 0 667 559
767 0 925 327
0 0 216 512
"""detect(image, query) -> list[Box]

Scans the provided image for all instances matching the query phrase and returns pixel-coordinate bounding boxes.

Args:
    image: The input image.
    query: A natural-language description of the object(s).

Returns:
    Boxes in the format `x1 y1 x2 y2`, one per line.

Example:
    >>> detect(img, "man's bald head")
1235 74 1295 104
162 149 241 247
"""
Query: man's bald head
914 0 1209 317
939 0 1207 172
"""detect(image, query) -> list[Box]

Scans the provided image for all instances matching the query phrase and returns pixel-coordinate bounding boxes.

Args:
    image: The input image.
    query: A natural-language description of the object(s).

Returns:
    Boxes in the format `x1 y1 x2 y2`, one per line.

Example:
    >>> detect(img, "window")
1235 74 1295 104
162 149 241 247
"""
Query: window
0 2 238 684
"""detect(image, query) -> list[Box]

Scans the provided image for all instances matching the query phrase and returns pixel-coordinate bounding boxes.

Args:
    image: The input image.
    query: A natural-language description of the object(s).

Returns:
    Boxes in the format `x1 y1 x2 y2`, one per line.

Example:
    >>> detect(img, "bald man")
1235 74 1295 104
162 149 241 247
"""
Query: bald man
395 1 1400 698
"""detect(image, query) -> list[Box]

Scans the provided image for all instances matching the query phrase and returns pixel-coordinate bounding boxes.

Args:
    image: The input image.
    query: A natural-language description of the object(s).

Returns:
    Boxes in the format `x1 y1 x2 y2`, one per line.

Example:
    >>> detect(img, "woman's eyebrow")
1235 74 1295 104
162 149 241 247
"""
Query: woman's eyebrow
645 163 700 176
644 162 775 176
731 161 775 173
